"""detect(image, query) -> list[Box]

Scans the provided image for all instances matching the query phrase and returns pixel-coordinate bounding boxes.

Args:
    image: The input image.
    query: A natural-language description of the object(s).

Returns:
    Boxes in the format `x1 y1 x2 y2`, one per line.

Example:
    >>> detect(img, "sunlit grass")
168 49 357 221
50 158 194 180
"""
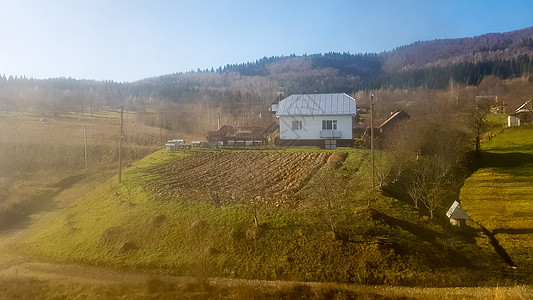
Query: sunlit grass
25 147 517 286
461 125 533 274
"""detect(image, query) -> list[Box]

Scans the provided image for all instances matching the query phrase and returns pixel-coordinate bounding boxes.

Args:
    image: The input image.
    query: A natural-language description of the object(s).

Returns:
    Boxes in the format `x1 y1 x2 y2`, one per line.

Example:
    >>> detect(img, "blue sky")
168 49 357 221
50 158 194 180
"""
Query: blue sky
0 0 532 82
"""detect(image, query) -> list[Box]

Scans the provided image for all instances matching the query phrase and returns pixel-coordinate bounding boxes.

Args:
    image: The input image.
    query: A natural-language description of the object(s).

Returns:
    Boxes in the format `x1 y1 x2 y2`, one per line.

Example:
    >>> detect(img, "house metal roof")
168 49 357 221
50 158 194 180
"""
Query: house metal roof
275 93 356 116
446 201 470 220
515 99 532 114
379 110 410 129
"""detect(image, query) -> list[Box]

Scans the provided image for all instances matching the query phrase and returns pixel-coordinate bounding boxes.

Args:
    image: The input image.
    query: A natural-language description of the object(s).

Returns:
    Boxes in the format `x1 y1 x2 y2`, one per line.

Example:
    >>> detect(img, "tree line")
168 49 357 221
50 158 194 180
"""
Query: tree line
2 52 533 106
2 52 533 140
378 55 533 90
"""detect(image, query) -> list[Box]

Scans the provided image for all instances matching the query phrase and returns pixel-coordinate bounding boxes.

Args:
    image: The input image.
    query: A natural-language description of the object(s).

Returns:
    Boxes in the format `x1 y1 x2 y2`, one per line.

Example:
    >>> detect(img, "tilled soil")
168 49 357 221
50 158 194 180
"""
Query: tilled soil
146 151 331 207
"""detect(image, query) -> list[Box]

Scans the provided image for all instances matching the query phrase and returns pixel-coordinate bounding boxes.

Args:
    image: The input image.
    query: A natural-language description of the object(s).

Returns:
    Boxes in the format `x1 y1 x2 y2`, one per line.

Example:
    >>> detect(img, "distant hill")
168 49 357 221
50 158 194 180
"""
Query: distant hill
381 27 533 72
132 26 533 95
2 26 533 109
211 27 533 77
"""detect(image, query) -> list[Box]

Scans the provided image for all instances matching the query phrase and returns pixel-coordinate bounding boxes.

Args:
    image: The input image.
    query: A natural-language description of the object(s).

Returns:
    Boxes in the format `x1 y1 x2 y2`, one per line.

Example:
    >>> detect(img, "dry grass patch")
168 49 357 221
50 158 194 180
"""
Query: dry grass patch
0 111 170 230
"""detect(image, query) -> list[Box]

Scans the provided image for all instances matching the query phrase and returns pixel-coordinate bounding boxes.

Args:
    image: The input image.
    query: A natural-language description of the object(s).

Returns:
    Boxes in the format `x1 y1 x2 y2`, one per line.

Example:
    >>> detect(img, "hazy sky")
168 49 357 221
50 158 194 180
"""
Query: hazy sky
1 0 532 82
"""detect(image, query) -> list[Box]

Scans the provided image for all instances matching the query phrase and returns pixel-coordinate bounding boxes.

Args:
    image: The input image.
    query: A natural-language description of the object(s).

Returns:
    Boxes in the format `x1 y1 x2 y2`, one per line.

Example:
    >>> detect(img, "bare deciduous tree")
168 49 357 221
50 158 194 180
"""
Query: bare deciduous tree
384 111 469 218
383 119 425 183
449 78 461 109
408 123 467 218
407 158 454 218
374 150 393 188
307 166 354 241
467 97 493 156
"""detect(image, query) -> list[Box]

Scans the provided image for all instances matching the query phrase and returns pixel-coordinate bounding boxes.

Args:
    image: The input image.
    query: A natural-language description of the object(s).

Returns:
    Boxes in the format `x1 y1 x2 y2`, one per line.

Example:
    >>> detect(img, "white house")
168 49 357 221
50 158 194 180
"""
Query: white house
274 93 356 149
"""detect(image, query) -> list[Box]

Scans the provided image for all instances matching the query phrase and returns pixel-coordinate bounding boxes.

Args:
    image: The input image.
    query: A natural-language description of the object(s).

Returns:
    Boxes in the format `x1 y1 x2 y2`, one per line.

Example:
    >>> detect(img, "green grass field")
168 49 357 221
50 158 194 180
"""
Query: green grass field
460 125 533 278
24 146 521 287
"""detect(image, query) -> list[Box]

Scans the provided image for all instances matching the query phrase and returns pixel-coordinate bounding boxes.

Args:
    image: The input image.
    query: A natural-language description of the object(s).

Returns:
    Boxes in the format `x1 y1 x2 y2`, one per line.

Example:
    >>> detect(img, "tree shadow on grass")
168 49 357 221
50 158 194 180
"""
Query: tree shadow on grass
475 151 533 169
371 210 442 243
370 210 473 268
479 225 517 268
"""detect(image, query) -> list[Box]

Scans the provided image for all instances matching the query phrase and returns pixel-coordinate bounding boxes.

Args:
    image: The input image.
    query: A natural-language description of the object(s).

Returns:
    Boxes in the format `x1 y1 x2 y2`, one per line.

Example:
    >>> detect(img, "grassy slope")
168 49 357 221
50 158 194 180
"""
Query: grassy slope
460 125 533 279
25 148 514 286
0 110 170 230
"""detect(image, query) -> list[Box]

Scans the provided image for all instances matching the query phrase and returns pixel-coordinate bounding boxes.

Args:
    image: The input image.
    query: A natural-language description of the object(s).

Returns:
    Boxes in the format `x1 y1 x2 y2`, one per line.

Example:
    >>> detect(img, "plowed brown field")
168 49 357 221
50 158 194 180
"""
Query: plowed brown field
146 151 331 206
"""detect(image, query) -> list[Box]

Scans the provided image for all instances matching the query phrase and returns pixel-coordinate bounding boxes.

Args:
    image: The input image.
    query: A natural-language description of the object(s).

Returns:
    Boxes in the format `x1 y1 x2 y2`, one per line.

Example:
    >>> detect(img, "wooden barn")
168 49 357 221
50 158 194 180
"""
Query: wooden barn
207 125 268 146
379 110 410 133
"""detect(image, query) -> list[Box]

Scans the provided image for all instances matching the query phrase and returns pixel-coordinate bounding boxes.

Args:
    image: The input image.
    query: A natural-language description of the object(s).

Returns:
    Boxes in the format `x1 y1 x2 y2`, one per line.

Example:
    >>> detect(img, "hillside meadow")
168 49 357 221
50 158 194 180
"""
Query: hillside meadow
460 125 533 278
23 146 522 288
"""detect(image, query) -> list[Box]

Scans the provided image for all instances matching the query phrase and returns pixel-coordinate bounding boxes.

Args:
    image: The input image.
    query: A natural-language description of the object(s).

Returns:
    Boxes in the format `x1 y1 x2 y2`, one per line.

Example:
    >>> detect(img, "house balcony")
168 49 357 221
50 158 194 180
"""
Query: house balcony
319 130 342 138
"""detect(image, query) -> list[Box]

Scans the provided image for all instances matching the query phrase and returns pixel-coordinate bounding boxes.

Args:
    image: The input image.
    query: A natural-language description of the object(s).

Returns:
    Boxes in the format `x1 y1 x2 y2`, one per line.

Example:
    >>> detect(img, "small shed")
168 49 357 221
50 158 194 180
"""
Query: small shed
446 201 470 227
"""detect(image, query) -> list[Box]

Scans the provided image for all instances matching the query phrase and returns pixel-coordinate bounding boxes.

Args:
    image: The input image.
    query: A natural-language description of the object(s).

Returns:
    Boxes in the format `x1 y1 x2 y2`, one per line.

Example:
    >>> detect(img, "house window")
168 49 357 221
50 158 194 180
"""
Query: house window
292 120 302 130
322 120 337 130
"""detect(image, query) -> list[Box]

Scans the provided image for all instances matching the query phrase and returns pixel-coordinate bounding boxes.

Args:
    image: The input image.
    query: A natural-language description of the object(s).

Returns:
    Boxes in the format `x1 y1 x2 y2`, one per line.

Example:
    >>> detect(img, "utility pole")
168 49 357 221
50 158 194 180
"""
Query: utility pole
84 125 88 169
118 106 124 183
369 94 375 207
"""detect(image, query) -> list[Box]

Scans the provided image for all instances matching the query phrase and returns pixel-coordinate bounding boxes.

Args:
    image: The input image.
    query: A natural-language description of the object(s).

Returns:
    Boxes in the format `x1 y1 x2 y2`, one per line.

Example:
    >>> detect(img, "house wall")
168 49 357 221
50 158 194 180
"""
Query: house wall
278 138 354 148
508 115 521 127
279 115 353 140
449 218 466 227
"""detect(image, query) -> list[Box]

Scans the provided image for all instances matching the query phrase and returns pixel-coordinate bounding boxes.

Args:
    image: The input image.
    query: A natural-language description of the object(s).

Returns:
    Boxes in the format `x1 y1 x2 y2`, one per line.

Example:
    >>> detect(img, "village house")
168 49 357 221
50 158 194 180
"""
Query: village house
508 99 533 127
273 93 357 149
379 110 410 134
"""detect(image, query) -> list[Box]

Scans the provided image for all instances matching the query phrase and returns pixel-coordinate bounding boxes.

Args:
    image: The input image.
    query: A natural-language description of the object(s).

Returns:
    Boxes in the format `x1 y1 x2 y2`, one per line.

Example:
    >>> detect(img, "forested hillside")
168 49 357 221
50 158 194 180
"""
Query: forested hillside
379 55 533 89
2 27 533 100
382 27 533 72
2 27 533 137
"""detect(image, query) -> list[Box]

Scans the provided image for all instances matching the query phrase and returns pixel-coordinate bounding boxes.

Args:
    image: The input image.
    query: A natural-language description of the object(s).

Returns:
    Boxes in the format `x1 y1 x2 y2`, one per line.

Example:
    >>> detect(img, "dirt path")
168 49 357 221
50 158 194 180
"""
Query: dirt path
0 171 532 298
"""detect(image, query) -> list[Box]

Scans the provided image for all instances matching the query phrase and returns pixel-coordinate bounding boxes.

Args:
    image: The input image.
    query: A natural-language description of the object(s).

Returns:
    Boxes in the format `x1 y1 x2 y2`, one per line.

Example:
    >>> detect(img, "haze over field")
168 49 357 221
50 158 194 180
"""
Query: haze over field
1 1 533 298
1 0 533 82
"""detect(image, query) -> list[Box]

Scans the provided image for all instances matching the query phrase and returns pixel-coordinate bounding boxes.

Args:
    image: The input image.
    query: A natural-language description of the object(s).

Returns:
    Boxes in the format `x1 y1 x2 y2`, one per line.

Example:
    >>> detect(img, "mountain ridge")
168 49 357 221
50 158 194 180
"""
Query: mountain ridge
381 26 533 72
1 26 533 108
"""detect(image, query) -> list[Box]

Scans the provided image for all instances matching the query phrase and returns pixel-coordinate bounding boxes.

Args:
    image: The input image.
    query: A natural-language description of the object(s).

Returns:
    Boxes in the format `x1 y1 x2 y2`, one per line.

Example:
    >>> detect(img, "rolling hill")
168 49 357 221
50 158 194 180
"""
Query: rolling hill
25 147 527 286
2 26 533 109
382 26 533 72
